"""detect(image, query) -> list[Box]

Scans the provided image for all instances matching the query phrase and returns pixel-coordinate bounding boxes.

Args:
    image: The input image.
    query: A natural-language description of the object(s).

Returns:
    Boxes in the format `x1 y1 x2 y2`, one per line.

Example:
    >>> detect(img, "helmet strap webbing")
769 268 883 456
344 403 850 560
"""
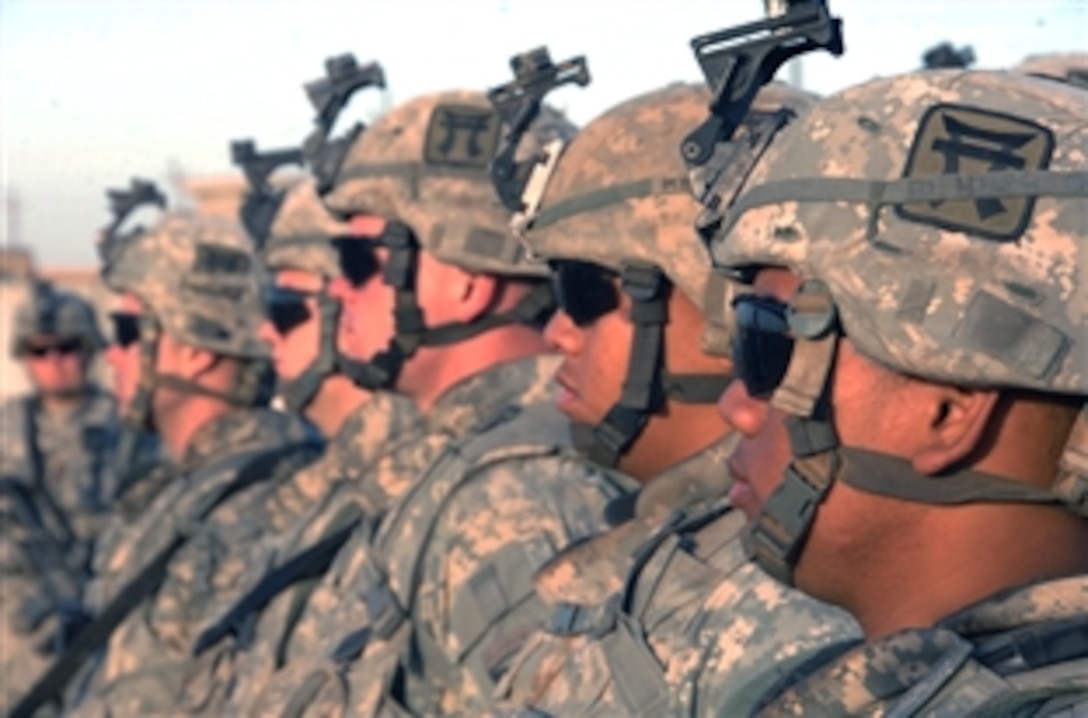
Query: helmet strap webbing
279 287 341 413
745 283 1088 587
742 281 842 586
340 221 556 392
571 266 731 469
1054 406 1088 518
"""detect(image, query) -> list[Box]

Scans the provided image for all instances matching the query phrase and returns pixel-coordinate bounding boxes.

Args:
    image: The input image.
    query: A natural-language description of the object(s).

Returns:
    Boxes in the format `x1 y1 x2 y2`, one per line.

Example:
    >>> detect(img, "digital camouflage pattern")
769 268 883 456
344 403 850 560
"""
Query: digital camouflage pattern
754 576 1088 717
262 177 347 278
101 211 269 360
235 355 634 717
323 89 576 278
494 438 860 718
713 70 1088 401
1013 53 1088 90
175 391 424 711
72 406 322 716
519 82 815 357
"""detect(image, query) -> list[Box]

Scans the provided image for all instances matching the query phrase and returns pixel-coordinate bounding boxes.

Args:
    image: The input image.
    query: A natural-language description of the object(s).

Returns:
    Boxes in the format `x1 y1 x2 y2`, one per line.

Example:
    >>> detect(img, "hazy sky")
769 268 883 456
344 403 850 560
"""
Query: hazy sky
2 0 1085 267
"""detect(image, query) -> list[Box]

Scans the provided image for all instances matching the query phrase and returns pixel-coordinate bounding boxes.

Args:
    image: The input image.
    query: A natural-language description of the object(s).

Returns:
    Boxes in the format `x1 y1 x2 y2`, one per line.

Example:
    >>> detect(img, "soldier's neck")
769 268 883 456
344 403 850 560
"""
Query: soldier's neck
307 374 371 438
838 503 1088 641
408 324 547 413
161 395 236 463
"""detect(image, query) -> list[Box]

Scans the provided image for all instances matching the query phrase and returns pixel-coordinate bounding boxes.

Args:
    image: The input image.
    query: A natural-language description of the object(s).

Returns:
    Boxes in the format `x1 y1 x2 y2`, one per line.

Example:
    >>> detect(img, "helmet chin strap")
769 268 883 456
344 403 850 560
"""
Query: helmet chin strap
571 264 732 469
744 280 1088 588
125 313 270 433
340 220 556 392
278 289 341 413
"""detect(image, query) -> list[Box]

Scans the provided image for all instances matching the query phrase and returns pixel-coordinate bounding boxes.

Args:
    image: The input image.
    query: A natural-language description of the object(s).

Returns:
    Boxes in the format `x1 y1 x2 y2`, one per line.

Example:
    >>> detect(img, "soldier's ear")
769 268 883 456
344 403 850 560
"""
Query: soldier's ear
178 343 220 379
912 386 1001 475
456 272 502 325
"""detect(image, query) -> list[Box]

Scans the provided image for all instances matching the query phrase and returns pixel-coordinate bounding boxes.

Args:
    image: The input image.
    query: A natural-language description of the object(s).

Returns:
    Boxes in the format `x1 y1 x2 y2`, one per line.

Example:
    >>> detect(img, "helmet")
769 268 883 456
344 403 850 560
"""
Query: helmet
519 82 815 467
318 90 571 391
323 89 576 278
1013 52 1088 90
522 82 816 349
712 70 1088 583
103 211 269 361
262 178 346 279
12 282 105 357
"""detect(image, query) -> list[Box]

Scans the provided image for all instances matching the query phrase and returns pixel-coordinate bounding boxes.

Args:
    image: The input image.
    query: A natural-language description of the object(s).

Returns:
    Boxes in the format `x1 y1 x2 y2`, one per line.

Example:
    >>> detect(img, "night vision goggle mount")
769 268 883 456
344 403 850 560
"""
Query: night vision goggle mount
302 53 386 195
98 178 167 269
682 0 843 242
487 46 590 215
231 139 305 249
682 0 843 169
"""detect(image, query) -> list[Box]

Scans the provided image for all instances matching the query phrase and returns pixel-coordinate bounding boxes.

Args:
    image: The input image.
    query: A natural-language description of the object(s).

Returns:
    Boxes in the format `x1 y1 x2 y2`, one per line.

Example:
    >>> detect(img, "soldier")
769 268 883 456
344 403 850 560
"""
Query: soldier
173 178 426 712
492 83 859 717
230 88 632 717
0 283 120 711
37 204 326 716
714 70 1088 714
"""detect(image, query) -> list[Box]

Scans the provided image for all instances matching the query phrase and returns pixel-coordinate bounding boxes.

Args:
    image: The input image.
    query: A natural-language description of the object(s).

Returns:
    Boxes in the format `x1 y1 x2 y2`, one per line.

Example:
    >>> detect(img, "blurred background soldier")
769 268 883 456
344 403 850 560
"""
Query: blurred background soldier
716 69 1088 715
0 282 118 711
13 194 326 717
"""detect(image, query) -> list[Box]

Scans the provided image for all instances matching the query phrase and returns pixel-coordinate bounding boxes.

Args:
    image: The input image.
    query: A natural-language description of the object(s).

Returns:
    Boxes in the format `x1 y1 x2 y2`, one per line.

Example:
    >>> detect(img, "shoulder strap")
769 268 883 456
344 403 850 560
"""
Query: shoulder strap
353 402 568 706
11 439 317 717
191 501 365 657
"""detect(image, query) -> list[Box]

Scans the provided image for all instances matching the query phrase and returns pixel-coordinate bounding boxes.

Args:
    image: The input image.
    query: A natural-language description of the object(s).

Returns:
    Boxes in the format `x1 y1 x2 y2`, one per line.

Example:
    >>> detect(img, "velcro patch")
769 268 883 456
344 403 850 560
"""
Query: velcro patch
192 244 252 275
423 104 501 169
895 103 1054 241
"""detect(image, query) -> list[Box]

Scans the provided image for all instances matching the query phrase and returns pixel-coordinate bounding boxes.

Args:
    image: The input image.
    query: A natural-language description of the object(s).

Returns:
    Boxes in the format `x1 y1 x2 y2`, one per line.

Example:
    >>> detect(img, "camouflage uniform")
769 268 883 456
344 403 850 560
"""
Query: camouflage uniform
226 90 634 716
63 210 324 716
180 390 423 712
160 171 430 711
712 71 1088 715
490 83 859 718
237 354 633 717
0 286 135 711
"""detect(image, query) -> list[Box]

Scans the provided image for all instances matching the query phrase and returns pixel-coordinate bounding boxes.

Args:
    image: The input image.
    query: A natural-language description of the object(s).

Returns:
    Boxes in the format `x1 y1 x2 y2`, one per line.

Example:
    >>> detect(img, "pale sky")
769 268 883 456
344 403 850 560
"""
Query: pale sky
2 0 1085 267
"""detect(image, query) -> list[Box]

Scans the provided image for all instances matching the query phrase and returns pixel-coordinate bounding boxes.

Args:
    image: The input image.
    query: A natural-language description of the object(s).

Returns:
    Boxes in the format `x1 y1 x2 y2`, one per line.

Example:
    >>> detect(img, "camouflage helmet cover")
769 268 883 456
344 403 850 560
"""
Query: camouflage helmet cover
262 177 346 279
521 82 816 355
1012 52 1088 90
13 284 105 356
102 211 270 360
323 89 576 278
714 70 1088 396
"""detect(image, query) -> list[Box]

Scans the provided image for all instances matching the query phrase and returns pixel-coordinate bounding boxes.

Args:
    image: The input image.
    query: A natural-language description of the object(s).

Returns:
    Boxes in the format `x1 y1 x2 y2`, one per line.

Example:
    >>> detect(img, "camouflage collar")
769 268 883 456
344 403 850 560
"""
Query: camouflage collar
181 407 320 470
938 573 1088 636
759 574 1088 716
425 353 562 436
634 432 739 520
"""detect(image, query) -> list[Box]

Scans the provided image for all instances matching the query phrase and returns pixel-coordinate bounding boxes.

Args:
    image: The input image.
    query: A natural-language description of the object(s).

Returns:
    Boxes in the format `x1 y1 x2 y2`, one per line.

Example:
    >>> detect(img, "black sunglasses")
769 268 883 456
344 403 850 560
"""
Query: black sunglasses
731 295 795 398
265 286 316 335
330 236 382 288
109 312 142 349
24 337 83 358
551 260 620 328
